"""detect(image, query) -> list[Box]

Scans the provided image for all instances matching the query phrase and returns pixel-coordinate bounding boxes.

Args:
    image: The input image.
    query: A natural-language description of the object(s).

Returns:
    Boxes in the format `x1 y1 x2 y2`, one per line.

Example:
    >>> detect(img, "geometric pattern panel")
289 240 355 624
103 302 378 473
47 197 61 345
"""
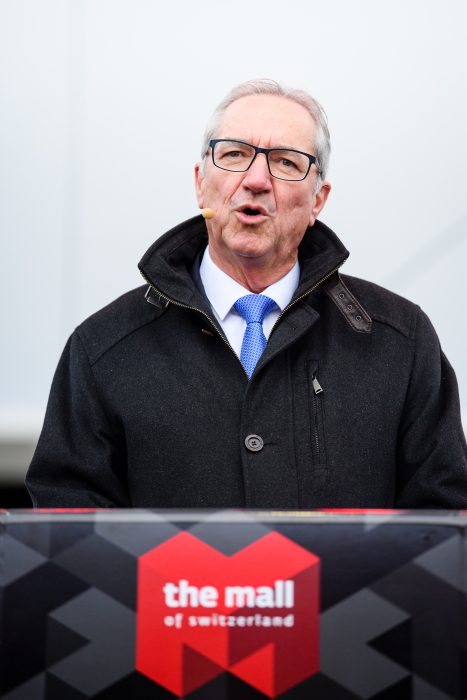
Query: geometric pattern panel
371 563 465 698
0 533 46 586
412 676 456 700
0 561 89 696
368 618 412 671
320 589 410 697
52 533 137 608
414 534 466 593
49 588 135 696
1 510 466 699
1 673 47 700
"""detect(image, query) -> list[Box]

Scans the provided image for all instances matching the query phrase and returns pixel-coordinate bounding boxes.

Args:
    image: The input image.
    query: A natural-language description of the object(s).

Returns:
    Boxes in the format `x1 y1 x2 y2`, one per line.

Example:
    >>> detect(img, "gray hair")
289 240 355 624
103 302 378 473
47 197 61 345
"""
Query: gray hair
200 79 331 187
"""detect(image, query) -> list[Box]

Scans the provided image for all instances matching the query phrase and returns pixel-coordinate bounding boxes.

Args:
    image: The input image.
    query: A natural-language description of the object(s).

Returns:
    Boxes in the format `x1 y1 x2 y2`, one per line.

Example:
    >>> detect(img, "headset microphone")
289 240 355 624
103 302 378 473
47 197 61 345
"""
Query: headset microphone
201 208 215 219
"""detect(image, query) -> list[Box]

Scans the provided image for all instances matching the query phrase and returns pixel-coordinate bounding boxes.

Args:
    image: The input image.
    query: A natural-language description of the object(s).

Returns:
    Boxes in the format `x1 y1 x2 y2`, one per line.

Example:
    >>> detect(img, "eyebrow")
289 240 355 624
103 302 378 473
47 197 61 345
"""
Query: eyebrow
220 138 311 153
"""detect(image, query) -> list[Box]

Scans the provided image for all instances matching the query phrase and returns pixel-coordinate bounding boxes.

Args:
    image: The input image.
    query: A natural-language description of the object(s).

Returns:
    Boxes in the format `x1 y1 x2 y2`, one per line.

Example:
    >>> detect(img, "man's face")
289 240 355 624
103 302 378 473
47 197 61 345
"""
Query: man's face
195 94 330 275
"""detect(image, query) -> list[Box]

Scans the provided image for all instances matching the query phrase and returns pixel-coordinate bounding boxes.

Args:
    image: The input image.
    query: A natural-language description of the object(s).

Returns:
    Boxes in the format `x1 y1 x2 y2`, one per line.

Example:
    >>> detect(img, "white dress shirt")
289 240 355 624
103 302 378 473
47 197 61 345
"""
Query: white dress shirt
199 246 300 358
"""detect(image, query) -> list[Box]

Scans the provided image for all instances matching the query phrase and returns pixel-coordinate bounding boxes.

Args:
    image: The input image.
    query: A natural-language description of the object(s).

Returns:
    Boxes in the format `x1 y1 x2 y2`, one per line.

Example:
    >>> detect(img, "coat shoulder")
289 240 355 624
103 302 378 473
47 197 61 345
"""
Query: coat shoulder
75 284 160 365
340 274 421 339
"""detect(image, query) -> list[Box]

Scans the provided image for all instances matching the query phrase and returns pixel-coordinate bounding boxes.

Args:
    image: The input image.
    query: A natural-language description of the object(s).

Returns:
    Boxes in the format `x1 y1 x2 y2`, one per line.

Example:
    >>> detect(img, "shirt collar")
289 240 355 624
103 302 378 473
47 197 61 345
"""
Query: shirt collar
199 246 300 321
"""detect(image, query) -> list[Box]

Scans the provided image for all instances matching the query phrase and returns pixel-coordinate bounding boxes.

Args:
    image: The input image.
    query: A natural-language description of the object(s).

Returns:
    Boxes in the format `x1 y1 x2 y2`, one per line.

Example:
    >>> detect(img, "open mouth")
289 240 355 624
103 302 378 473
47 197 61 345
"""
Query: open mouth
241 207 264 217
243 207 261 216
235 205 267 224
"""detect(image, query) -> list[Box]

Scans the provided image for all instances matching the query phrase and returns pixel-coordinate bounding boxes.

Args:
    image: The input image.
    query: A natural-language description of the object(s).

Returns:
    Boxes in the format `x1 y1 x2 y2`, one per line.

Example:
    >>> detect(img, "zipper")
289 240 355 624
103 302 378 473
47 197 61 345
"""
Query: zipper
312 375 323 395
311 372 324 464
140 272 250 379
139 258 345 381
268 260 346 339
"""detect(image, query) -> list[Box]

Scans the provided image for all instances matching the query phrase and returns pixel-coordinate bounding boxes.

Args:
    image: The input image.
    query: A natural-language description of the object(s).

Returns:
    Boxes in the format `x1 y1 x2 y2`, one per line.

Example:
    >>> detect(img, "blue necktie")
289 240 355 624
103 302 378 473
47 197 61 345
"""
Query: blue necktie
234 294 277 378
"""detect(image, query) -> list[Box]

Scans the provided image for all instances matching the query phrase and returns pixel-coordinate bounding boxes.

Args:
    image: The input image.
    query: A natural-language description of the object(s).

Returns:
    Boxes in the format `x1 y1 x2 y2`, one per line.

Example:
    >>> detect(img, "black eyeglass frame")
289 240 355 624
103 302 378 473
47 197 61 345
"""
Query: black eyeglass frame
208 139 320 181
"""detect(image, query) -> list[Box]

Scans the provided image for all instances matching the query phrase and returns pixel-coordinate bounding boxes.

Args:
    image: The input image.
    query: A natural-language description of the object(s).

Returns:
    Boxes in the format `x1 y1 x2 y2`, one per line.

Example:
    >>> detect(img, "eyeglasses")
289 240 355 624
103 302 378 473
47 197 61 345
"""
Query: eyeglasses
208 139 319 181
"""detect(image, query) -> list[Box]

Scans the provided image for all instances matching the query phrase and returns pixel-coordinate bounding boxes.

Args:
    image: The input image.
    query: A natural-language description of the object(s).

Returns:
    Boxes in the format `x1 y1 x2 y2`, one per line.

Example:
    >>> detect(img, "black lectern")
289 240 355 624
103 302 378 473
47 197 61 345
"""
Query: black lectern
1 509 465 699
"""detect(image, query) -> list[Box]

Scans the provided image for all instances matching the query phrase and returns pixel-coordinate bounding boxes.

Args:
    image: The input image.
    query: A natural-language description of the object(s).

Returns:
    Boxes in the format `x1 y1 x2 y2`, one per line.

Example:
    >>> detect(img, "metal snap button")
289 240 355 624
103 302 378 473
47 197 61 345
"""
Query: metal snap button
245 434 264 452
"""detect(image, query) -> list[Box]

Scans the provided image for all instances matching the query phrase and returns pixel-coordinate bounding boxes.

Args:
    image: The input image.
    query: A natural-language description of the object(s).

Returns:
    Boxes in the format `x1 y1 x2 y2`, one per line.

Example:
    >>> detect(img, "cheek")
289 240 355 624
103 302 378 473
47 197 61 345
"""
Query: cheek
277 191 314 219
205 180 234 207
203 184 239 224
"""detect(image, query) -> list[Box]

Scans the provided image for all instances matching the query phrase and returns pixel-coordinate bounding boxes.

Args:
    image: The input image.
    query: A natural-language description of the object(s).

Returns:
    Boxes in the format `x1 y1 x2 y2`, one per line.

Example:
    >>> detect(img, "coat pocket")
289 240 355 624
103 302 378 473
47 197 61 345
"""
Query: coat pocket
307 362 327 468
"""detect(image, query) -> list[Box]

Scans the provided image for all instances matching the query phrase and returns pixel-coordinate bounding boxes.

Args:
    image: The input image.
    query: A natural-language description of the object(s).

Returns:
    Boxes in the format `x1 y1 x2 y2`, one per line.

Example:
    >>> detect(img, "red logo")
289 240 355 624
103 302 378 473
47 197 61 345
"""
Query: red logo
136 531 320 697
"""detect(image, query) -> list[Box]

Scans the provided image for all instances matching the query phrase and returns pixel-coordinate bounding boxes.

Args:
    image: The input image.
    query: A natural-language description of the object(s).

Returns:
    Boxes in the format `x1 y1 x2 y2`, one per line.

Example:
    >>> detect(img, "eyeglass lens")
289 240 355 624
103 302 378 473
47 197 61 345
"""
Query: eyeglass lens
212 141 311 181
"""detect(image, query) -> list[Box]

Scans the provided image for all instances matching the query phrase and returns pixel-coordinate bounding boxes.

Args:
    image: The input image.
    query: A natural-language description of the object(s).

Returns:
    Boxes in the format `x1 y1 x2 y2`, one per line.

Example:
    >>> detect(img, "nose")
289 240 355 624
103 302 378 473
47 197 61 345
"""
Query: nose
241 153 272 192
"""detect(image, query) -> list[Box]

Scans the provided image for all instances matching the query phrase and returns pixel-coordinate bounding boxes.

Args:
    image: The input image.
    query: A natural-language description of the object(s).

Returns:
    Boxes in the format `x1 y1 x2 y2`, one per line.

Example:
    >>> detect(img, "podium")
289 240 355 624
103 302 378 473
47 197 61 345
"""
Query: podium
1 509 466 699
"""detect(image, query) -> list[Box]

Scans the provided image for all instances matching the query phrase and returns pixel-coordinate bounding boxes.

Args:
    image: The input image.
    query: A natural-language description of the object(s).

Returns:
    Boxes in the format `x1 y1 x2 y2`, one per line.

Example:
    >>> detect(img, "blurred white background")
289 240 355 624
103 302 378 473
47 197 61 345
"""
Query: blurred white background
1 0 466 486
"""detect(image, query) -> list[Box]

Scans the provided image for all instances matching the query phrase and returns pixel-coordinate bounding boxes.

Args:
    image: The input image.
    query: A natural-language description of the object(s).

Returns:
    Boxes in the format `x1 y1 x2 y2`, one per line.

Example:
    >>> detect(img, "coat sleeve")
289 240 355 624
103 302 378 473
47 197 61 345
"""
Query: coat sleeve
26 332 130 507
395 308 467 508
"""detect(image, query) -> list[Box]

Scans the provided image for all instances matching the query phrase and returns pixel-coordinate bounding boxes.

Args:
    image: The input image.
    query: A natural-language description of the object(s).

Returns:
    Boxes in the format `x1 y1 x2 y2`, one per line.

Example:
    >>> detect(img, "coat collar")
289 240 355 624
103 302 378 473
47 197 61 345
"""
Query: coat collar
138 215 349 309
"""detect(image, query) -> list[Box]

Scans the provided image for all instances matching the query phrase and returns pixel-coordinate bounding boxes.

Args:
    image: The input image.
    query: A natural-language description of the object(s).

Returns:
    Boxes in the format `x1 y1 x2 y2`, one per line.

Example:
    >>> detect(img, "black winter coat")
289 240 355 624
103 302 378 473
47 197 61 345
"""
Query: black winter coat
26 216 467 508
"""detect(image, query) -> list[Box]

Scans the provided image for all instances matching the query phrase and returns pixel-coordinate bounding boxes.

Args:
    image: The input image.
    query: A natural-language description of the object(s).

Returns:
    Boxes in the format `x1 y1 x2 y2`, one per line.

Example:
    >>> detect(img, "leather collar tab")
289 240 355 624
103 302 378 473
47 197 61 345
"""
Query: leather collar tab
324 274 372 333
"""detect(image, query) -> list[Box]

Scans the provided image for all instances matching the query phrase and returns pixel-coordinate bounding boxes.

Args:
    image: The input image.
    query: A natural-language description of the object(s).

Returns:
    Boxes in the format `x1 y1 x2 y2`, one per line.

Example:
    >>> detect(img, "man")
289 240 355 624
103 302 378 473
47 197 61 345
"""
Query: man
26 79 467 508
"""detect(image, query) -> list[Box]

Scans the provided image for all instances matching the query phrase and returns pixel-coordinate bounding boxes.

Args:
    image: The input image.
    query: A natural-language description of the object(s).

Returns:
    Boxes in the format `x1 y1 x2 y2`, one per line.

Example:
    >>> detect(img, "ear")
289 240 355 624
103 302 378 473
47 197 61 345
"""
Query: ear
194 163 205 209
308 180 331 226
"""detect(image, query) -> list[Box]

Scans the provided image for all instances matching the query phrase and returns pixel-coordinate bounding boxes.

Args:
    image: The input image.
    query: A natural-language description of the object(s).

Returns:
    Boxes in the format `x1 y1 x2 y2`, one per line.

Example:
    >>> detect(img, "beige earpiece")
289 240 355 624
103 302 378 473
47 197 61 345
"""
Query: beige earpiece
201 208 215 219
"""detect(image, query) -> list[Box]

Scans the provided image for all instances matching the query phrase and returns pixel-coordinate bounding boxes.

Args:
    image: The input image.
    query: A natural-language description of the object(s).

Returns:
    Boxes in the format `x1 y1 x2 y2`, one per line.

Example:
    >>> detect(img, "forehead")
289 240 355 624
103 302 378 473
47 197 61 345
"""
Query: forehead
215 94 316 151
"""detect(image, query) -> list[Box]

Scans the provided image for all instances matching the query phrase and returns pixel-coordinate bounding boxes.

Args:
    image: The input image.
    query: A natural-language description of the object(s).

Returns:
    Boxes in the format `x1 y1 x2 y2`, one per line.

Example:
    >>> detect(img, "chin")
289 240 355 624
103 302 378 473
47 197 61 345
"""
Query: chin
228 239 271 260
225 227 272 256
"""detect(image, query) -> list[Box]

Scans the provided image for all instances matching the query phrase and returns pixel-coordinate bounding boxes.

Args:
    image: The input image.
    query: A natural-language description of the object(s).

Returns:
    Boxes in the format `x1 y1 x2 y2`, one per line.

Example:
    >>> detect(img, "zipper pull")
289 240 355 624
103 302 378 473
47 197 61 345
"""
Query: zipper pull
312 375 323 395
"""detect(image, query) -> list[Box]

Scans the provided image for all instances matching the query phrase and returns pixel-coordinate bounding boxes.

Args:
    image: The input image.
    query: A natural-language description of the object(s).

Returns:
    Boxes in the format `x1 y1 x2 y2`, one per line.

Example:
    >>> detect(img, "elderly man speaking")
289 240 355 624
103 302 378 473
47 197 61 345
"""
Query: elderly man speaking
26 79 467 508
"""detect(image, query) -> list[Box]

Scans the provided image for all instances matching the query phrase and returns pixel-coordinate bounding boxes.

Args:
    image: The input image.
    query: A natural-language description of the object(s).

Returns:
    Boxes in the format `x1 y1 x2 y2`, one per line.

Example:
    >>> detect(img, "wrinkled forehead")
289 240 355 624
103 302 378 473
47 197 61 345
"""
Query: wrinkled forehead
215 94 316 152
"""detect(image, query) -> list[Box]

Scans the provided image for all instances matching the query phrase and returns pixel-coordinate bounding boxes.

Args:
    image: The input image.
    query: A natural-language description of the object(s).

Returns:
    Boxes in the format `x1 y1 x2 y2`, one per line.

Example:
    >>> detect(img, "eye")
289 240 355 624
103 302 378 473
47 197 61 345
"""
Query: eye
225 150 244 159
269 149 309 178
279 157 297 169
270 152 300 169
216 142 253 161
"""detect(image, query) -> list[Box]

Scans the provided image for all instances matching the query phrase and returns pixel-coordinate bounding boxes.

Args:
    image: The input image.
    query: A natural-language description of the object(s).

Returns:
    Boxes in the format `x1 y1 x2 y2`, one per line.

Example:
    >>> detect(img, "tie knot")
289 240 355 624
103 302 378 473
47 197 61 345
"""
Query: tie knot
234 294 277 324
